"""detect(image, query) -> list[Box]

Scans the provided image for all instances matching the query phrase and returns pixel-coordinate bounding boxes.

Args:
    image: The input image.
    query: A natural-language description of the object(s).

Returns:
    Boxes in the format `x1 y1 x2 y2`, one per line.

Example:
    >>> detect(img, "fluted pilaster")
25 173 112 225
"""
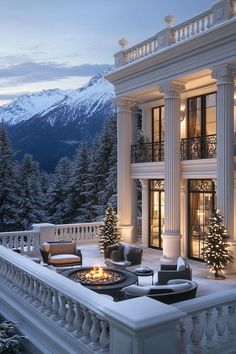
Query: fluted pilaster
159 81 185 260
211 63 236 240
140 179 149 247
113 96 136 242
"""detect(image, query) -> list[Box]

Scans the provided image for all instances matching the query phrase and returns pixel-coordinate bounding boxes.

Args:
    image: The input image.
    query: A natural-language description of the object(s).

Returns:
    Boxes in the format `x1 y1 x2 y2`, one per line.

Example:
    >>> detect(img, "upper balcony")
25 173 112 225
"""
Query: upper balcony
114 0 236 69
131 134 217 163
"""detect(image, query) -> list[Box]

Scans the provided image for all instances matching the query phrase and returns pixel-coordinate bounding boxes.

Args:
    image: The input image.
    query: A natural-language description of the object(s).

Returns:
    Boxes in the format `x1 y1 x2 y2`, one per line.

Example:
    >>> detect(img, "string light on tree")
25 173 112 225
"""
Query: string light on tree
99 204 121 253
202 209 234 279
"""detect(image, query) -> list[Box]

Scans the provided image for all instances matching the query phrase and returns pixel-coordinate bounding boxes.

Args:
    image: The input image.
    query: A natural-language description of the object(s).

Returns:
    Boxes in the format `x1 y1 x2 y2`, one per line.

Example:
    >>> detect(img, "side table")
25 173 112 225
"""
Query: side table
133 267 154 285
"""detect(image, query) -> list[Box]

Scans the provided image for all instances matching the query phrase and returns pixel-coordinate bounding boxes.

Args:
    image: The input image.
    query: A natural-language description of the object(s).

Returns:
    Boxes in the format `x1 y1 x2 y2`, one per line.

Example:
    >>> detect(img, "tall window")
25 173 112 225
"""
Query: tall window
188 93 216 138
152 106 165 143
188 179 215 260
149 180 164 249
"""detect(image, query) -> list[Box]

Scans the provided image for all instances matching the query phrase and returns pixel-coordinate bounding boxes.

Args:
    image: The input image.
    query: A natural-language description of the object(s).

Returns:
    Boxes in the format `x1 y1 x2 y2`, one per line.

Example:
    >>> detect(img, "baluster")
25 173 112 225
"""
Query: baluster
190 313 204 353
186 25 190 38
51 289 60 320
205 308 215 349
89 313 101 350
26 235 31 252
227 303 236 337
28 276 35 301
22 274 30 297
207 14 212 28
37 282 44 303
32 279 40 304
99 319 110 352
73 302 83 337
201 17 205 31
45 287 54 315
176 318 188 354
216 306 226 344
65 298 75 331
20 236 24 252
39 284 48 310
196 20 200 33
182 27 186 40
81 306 92 343
58 294 67 326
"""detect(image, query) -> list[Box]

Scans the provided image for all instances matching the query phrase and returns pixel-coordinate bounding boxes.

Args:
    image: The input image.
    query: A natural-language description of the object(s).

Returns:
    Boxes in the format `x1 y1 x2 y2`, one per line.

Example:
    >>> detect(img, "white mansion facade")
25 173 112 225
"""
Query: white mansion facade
106 0 236 265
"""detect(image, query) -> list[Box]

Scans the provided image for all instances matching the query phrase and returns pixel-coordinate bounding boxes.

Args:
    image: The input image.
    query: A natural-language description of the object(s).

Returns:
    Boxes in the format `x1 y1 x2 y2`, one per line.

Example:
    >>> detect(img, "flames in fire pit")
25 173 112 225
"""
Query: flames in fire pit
72 266 125 286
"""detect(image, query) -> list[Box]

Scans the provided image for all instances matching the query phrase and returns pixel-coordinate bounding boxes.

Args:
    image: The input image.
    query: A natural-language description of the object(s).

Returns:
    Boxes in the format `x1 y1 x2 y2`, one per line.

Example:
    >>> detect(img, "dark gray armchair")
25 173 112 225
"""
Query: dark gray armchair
104 242 143 270
158 258 192 285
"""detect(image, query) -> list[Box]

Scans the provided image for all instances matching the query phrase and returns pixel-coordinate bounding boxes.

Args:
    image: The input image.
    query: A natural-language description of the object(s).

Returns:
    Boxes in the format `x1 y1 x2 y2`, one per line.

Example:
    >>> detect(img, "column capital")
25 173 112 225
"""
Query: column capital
112 96 136 111
159 80 186 98
211 63 236 84
140 179 148 190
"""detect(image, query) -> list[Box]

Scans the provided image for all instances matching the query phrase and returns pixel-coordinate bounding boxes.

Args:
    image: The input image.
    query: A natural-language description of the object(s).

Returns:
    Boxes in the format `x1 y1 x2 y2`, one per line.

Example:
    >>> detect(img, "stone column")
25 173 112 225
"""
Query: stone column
159 81 185 262
211 64 236 240
140 179 149 247
113 97 135 243
140 104 152 141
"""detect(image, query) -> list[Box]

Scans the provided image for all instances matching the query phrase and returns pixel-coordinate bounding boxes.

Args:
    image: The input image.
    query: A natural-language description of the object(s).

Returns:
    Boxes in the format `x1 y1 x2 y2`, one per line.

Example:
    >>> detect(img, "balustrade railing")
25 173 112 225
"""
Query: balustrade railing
0 246 110 354
114 0 236 67
131 142 164 163
180 134 217 160
131 135 217 163
53 222 103 241
0 230 40 253
174 289 236 353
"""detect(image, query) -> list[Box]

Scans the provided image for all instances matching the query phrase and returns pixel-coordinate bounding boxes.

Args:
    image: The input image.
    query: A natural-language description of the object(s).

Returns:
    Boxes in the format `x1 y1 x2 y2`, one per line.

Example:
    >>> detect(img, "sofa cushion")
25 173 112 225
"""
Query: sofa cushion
49 243 75 256
177 257 186 271
110 250 121 262
104 259 131 269
49 254 81 265
123 285 151 296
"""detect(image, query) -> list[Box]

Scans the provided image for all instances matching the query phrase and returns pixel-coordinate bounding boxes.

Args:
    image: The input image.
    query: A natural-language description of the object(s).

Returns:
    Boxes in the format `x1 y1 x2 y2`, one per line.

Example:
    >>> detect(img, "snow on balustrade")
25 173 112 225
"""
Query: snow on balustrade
115 0 236 67
0 230 40 253
0 246 110 354
174 290 236 353
53 222 103 241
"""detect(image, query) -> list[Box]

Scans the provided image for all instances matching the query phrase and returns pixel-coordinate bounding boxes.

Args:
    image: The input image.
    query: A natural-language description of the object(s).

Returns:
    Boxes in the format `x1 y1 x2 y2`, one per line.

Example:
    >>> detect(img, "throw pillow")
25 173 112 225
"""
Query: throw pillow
177 257 186 271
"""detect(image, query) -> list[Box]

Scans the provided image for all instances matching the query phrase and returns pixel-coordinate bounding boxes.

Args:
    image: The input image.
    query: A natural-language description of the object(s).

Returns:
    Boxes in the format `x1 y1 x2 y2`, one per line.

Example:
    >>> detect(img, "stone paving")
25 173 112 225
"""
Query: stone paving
77 242 236 298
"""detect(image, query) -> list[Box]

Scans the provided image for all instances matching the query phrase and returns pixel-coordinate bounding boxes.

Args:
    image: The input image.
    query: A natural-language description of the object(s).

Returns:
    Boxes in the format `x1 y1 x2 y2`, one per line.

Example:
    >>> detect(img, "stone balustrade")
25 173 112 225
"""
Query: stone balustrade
53 222 103 242
114 0 236 67
0 230 40 253
0 246 110 354
174 290 236 353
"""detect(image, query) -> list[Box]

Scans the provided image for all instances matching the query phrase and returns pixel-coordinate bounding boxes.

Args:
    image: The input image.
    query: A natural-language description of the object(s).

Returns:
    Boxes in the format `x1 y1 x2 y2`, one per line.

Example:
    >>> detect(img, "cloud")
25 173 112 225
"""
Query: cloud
0 60 110 86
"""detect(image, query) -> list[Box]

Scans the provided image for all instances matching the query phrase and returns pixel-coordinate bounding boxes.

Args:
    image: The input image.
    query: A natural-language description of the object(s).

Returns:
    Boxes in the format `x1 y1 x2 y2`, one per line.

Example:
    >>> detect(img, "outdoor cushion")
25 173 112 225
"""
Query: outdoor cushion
49 254 81 265
110 250 121 262
123 282 191 297
49 243 75 255
104 258 131 269
177 257 186 271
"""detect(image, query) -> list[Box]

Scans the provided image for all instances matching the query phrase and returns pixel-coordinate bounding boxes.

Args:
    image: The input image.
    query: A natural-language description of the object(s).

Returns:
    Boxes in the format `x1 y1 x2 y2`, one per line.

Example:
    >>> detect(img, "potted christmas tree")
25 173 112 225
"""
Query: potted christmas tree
99 204 121 253
202 209 233 279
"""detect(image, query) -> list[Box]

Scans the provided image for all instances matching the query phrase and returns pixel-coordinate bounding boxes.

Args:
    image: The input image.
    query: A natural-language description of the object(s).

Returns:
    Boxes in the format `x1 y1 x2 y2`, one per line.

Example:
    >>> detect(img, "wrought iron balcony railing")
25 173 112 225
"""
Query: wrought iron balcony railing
131 135 217 163
180 134 216 160
131 142 164 163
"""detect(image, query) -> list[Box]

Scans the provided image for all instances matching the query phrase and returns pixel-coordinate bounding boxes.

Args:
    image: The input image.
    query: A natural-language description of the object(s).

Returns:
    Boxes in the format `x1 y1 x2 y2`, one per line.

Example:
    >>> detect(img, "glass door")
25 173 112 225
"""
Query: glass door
188 180 215 260
152 106 164 161
149 180 164 249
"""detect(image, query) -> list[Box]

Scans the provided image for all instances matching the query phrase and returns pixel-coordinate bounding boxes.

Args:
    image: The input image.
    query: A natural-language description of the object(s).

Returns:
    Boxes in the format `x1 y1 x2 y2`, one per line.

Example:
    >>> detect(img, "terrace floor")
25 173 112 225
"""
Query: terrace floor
44 242 236 298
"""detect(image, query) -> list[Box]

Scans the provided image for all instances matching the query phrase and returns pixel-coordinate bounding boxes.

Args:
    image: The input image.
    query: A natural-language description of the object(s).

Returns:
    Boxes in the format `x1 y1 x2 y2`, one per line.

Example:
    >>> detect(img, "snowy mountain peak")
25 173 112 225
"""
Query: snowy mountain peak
0 66 114 126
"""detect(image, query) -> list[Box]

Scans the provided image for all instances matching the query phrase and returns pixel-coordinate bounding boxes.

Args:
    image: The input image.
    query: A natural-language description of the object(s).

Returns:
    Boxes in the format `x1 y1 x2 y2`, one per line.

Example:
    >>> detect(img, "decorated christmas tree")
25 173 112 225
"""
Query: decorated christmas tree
99 204 121 253
202 209 233 279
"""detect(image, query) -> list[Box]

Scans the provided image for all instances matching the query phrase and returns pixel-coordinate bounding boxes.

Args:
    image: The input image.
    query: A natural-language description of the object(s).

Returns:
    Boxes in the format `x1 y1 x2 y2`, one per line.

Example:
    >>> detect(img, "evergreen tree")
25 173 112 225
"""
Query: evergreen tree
202 209 233 279
0 122 20 231
17 154 46 229
47 157 72 224
99 204 120 253
67 142 91 222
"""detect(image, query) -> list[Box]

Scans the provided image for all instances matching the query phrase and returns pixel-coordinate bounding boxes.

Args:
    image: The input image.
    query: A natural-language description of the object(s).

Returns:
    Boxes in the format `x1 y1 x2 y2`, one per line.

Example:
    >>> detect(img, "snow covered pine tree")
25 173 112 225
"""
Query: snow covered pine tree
202 209 233 279
99 204 121 253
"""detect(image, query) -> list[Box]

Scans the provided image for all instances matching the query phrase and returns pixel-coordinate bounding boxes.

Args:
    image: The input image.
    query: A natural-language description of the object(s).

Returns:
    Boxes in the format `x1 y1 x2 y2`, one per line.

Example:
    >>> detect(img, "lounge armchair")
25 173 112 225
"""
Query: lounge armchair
40 241 82 267
104 242 143 270
158 257 192 285
122 279 198 304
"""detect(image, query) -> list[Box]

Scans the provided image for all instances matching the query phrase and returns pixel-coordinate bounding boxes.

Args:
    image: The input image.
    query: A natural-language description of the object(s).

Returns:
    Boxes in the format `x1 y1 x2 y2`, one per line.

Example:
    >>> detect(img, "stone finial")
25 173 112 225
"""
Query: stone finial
165 14 175 28
119 38 128 50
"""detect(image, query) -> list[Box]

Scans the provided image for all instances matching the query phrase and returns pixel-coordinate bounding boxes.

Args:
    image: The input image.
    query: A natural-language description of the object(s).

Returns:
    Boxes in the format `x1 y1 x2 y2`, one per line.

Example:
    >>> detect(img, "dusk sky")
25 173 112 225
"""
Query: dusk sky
0 0 214 105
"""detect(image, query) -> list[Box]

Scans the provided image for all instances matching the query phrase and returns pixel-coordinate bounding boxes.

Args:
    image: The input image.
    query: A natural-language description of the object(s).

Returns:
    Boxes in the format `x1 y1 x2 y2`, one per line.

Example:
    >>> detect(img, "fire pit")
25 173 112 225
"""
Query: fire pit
72 266 125 286
61 267 138 300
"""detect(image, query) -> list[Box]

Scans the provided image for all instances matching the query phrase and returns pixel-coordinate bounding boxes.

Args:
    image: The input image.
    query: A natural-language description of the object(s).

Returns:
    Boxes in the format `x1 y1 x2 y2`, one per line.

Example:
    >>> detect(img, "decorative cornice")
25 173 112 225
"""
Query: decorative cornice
140 179 149 190
159 80 186 98
211 63 236 84
112 96 136 111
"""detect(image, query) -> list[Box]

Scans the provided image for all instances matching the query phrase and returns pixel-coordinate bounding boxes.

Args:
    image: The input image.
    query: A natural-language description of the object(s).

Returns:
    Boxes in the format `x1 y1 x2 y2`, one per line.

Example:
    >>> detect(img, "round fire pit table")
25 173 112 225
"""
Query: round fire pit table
61 267 138 300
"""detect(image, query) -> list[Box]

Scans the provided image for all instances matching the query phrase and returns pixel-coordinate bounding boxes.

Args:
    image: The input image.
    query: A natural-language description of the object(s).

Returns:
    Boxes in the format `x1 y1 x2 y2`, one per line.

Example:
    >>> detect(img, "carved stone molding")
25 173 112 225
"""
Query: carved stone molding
211 63 236 84
159 80 186 98
112 96 135 111
140 179 148 190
